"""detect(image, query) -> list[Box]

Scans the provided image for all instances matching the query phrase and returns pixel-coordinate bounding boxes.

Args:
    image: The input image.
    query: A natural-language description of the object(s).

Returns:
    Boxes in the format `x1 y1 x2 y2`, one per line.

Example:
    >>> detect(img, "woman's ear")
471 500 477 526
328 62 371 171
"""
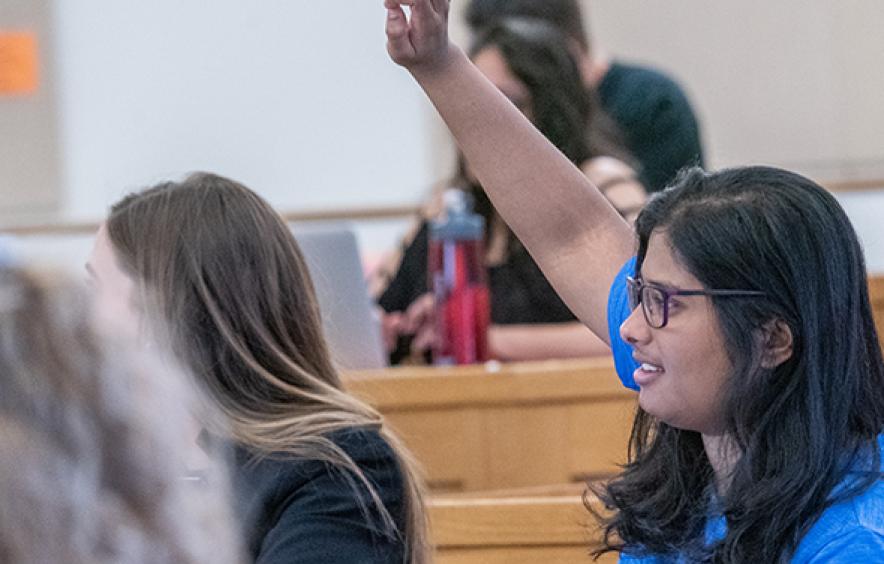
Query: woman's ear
760 319 794 369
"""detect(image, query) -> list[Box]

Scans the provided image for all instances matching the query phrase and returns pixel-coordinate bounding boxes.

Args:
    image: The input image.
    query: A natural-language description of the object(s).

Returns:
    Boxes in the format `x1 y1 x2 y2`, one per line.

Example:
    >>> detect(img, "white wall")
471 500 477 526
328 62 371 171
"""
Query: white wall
7 2 884 265
587 0 884 177
585 1 884 270
50 1 436 221
433 1 884 270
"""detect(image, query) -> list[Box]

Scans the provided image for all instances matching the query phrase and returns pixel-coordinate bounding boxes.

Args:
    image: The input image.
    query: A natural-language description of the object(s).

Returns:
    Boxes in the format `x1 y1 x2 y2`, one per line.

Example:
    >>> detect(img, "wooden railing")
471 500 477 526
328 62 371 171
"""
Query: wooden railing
430 493 616 563
348 275 884 494
869 276 884 351
2 175 883 236
0 204 421 236
346 358 636 493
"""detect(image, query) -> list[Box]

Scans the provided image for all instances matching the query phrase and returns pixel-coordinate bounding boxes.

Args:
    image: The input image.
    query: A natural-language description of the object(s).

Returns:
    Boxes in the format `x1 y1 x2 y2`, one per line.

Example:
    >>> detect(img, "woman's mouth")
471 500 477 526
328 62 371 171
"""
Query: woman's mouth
634 362 665 386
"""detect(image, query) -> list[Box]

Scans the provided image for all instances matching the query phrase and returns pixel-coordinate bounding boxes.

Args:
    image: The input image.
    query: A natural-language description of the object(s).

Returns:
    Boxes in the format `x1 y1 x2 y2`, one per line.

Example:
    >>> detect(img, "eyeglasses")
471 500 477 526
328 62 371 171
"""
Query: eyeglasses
626 276 766 329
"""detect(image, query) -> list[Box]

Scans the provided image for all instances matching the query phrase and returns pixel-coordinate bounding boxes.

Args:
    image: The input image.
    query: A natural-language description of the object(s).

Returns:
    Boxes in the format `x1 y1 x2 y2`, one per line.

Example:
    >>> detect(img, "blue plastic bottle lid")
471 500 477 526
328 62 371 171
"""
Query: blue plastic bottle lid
429 189 485 242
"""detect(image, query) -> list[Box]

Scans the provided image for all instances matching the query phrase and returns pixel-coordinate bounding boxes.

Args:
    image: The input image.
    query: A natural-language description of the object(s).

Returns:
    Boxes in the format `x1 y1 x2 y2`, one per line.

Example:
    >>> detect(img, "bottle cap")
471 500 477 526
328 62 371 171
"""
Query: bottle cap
429 189 485 241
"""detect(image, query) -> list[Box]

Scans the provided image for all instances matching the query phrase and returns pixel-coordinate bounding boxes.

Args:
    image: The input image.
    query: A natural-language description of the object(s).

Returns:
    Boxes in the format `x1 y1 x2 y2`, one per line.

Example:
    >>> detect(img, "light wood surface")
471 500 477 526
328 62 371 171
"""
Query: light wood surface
429 493 617 564
346 358 636 493
0 204 420 236
2 177 883 235
869 276 884 351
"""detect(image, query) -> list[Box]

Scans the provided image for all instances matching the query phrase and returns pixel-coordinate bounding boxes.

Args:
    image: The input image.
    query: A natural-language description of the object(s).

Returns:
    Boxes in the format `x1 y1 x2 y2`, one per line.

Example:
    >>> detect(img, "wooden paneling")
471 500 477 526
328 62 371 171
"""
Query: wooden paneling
868 276 884 351
430 494 617 564
385 409 485 493
0 205 419 236
346 358 636 493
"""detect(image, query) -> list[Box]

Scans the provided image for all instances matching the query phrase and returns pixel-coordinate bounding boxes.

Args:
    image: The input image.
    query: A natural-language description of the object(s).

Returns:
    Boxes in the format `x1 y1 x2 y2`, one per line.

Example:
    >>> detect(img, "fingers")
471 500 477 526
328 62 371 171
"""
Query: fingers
403 293 435 334
379 310 403 353
385 4 415 63
411 322 438 356
409 294 438 354
410 0 441 32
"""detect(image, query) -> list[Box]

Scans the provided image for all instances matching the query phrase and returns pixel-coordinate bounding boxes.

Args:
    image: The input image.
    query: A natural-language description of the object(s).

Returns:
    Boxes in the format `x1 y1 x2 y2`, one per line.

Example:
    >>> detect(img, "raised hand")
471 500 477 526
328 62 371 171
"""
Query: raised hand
382 0 632 346
384 0 453 74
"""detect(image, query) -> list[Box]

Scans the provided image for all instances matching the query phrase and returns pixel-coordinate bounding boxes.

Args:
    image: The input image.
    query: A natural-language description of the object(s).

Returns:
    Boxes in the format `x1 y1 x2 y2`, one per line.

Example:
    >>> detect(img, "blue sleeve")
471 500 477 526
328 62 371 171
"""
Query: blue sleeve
805 527 884 563
608 257 640 391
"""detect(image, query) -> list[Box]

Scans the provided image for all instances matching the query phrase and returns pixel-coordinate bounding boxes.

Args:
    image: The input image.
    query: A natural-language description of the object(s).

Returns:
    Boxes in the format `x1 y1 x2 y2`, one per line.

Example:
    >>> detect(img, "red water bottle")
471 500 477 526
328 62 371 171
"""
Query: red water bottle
428 189 490 365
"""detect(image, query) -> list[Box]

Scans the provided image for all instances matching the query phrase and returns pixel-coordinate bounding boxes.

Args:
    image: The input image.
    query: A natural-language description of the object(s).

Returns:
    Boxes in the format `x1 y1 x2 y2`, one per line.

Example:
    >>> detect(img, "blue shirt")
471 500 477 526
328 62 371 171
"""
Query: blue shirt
608 256 640 390
607 257 884 562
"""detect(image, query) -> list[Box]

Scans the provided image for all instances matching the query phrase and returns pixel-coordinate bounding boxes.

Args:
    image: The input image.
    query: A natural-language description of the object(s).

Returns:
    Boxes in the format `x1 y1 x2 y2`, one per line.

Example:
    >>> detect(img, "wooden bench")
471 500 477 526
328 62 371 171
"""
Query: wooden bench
868 276 884 351
430 492 617 563
346 358 636 493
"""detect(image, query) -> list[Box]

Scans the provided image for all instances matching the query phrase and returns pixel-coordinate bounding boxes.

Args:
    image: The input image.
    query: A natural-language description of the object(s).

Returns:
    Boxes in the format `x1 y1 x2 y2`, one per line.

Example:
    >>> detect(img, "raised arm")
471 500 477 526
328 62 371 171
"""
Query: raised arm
384 0 634 343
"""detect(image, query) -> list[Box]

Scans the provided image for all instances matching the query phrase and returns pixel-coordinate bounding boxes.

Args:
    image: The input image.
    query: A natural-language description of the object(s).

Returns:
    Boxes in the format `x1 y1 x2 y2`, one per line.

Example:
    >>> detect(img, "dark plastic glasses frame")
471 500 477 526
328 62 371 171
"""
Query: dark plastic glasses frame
626 276 767 329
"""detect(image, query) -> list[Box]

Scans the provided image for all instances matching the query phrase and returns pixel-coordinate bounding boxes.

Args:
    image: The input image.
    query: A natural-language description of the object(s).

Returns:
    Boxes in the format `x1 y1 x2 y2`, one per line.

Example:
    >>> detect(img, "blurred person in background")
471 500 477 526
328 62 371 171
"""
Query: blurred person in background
0 267 242 564
376 18 646 363
466 0 705 193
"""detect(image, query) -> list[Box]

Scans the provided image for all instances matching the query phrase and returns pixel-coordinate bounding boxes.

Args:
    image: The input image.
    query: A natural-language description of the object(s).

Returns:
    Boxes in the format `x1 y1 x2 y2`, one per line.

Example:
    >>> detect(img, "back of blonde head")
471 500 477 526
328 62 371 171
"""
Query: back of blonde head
0 267 242 564
106 173 429 562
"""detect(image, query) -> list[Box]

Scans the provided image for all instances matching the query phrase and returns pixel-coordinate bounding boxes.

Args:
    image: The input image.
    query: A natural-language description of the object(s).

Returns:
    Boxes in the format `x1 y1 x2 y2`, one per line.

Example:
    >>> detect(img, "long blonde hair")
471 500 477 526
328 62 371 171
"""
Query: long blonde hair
0 267 241 564
106 173 429 562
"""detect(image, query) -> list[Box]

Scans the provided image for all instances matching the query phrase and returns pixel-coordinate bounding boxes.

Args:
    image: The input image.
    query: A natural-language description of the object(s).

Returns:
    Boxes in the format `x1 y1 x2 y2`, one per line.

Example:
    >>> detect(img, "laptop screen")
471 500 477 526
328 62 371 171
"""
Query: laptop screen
290 225 387 371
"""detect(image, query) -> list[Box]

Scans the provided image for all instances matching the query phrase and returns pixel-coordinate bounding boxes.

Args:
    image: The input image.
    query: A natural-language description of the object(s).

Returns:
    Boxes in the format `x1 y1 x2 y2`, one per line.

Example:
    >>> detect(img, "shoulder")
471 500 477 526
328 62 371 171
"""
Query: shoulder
581 157 646 222
797 479 884 562
234 428 407 563
604 60 688 95
581 155 636 182
600 60 696 126
802 524 884 563
243 427 403 501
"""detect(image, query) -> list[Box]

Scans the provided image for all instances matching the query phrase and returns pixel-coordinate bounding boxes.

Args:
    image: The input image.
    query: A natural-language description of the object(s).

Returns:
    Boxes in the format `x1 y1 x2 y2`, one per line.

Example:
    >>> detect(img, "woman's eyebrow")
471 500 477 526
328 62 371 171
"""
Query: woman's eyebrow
641 275 681 289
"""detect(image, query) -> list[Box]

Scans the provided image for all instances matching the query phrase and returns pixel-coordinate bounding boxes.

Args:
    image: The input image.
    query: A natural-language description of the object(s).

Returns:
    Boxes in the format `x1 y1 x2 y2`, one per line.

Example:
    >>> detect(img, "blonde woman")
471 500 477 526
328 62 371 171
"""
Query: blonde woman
87 173 429 564
0 267 241 564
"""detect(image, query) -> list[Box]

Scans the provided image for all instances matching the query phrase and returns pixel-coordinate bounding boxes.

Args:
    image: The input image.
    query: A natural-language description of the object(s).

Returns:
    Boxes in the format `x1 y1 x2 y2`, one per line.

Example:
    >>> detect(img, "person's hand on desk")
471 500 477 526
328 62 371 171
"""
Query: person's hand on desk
401 293 437 355
378 307 404 354
378 294 437 362
383 293 612 362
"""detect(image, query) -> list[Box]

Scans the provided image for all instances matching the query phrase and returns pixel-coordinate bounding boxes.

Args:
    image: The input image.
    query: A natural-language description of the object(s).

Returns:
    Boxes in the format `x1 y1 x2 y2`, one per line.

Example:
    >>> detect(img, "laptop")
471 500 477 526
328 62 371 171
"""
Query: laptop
290 224 387 371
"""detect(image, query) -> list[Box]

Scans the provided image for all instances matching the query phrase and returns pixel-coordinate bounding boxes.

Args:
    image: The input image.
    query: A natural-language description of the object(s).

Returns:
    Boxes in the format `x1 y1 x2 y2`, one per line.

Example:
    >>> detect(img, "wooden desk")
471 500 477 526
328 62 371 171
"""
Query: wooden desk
430 492 616 564
346 358 636 493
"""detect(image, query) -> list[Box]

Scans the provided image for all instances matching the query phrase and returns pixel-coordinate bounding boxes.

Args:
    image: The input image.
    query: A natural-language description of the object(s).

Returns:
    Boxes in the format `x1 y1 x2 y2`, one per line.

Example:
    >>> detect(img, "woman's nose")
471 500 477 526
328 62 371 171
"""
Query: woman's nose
620 304 651 346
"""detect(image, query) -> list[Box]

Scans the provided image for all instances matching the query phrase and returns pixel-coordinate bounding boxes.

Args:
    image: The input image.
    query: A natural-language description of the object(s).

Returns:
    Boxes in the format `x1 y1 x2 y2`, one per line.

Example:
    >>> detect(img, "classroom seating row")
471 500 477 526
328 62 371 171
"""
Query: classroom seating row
429 490 617 564
346 358 635 493
346 275 884 494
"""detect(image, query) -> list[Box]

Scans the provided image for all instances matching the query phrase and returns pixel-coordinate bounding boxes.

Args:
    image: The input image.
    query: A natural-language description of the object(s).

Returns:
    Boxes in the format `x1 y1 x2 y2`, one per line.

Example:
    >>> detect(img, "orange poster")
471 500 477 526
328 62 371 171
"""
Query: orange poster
0 31 39 96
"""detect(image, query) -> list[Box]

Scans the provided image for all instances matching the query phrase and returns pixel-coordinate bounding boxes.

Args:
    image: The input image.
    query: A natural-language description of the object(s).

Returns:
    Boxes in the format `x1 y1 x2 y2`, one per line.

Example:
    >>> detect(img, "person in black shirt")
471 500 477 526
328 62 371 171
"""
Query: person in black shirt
465 0 705 192
377 18 645 363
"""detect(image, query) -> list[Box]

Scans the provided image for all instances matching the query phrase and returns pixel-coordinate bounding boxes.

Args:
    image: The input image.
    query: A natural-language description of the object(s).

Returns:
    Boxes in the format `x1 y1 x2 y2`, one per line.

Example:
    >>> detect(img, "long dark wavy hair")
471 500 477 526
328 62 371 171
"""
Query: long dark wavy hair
591 166 884 562
463 18 630 251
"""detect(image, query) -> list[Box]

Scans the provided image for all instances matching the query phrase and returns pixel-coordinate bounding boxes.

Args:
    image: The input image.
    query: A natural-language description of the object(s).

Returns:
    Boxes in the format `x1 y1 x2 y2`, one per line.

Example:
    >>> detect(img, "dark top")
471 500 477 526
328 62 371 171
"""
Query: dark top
378 222 576 326
598 61 704 193
230 427 408 564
